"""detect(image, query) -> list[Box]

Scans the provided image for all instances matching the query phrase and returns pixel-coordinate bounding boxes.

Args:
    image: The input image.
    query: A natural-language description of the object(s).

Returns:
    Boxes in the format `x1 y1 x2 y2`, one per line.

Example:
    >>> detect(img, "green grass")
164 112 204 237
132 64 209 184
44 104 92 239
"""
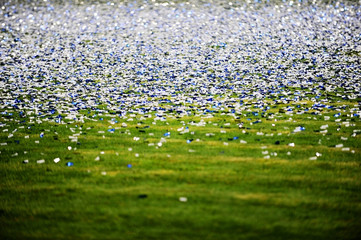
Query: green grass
0 101 360 239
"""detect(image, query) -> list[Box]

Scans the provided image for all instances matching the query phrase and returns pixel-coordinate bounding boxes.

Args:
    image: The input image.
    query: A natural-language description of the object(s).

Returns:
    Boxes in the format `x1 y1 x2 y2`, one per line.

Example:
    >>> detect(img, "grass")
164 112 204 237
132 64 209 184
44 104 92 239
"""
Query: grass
1 0 360 238
1 100 360 239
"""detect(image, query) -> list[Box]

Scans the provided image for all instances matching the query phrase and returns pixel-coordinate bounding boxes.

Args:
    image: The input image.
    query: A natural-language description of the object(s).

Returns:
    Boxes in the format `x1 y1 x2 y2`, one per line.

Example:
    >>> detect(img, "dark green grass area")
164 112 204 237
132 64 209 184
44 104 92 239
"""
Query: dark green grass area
1 104 361 239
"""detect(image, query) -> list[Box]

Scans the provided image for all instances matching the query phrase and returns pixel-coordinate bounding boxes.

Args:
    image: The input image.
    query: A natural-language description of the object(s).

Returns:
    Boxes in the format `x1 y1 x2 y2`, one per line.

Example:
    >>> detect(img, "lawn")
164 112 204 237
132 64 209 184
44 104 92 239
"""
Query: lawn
1 101 360 239
0 0 361 239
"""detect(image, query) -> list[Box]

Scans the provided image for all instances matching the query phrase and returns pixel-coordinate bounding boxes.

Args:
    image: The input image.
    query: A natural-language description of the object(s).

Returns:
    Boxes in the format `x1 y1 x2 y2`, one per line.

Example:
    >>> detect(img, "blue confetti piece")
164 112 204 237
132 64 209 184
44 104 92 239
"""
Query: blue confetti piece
66 162 74 167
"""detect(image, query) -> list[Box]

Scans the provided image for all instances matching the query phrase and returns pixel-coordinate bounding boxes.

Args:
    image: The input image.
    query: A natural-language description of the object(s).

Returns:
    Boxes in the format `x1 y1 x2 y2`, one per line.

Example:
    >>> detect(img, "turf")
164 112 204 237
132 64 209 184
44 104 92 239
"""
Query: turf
1 0 361 239
1 101 360 240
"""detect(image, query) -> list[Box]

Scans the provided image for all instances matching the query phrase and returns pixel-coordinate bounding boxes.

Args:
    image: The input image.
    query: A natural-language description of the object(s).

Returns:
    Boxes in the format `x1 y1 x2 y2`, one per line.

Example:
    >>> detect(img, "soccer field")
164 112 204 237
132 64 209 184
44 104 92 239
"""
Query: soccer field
1 0 360 239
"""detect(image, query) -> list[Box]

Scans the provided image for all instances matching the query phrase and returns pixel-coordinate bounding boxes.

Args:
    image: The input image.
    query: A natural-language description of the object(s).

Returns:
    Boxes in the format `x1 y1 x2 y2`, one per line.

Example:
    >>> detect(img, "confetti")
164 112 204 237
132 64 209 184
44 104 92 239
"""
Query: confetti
0 0 360 178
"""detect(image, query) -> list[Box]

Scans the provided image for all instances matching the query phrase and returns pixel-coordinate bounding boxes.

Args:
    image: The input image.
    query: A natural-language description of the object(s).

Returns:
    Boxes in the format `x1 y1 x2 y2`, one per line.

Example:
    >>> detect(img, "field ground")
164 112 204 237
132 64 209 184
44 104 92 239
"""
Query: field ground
1 100 361 239
1 0 361 239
